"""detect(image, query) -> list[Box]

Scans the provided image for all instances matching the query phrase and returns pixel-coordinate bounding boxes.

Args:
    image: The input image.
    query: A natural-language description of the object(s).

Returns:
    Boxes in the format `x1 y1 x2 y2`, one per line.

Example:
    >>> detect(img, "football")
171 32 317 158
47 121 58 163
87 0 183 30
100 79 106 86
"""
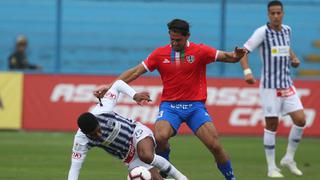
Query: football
127 166 152 180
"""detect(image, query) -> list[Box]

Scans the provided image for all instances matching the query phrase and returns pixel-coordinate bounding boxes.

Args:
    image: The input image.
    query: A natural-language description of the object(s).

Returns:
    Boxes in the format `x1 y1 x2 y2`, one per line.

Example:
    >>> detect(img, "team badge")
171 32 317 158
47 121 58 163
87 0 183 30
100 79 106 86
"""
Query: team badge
186 55 195 63
135 129 143 139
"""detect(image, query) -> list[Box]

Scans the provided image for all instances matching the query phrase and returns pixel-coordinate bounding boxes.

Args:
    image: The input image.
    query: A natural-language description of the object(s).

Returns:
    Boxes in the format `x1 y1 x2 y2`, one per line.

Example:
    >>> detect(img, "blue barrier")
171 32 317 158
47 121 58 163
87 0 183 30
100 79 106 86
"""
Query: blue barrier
0 0 319 77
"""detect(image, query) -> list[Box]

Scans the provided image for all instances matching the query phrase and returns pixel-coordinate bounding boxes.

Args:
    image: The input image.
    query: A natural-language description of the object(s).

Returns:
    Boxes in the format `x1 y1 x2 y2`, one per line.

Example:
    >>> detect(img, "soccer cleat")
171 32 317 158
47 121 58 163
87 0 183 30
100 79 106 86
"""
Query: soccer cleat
280 158 303 176
268 168 284 178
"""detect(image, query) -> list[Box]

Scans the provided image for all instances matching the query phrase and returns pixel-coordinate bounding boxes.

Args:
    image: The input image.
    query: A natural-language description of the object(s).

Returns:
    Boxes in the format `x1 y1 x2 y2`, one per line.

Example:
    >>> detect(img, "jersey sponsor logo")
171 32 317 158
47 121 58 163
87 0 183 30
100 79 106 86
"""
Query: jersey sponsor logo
72 151 82 159
186 55 195 63
106 92 117 99
271 46 290 57
170 103 192 109
162 59 170 64
276 86 296 97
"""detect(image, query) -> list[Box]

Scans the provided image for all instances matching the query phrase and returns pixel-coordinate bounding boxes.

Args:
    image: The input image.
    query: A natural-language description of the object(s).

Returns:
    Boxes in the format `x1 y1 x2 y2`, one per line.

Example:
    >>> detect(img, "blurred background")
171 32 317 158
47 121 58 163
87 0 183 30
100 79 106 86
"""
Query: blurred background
0 0 319 77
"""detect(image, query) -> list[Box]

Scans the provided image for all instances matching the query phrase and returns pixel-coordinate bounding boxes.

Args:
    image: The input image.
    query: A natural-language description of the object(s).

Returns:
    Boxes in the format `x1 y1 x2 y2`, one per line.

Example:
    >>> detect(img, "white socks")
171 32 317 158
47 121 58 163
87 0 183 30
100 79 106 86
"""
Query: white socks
283 124 304 161
264 129 277 171
264 124 304 171
151 155 187 180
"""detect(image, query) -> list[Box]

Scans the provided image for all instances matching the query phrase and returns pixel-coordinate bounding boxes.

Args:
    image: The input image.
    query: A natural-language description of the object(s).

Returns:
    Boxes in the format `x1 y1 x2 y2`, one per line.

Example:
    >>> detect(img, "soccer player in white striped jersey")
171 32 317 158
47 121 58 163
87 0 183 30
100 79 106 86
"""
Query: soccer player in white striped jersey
67 80 188 180
240 0 306 178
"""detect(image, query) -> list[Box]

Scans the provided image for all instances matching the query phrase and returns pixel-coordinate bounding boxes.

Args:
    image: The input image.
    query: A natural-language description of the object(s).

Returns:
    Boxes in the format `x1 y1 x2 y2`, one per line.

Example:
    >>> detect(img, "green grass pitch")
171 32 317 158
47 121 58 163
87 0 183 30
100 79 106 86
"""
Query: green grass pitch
0 131 319 180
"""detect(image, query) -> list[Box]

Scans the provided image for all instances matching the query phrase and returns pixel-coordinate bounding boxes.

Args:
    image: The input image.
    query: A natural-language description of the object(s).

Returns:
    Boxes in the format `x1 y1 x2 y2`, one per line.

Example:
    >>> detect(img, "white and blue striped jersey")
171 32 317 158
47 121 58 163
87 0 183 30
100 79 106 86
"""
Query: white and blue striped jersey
87 112 136 159
68 80 137 180
244 24 293 89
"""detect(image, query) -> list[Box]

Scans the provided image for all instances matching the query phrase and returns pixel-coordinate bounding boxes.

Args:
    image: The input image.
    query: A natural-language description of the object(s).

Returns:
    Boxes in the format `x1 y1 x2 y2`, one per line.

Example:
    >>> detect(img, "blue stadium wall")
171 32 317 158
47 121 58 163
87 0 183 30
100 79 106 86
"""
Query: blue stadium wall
0 0 319 77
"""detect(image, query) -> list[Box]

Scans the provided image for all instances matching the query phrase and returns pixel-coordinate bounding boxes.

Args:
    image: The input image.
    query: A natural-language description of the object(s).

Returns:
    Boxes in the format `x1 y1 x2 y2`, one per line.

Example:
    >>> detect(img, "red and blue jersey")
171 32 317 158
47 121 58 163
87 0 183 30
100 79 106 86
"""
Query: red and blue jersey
142 41 218 102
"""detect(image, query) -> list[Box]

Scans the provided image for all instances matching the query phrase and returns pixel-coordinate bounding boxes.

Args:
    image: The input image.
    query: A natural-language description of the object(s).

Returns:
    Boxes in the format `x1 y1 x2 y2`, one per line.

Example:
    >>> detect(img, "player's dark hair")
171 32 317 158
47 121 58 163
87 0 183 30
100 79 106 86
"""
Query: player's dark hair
77 112 98 134
167 19 190 36
268 0 283 10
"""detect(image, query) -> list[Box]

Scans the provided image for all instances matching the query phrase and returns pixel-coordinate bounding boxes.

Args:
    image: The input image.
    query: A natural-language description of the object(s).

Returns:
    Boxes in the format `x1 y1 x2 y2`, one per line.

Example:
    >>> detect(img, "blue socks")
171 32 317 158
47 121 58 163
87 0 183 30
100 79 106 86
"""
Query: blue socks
217 160 235 180
157 148 171 161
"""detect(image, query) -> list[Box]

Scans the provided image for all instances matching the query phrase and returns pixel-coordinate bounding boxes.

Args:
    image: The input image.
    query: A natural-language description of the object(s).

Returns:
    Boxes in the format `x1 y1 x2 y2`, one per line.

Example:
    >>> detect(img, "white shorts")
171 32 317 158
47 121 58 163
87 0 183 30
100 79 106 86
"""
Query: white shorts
126 122 156 171
260 86 303 117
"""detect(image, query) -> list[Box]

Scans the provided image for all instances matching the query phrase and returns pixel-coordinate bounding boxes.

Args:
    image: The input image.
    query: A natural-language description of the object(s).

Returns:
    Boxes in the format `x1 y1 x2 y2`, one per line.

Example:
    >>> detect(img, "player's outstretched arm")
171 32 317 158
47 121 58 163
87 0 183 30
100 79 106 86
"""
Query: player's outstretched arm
93 64 147 98
68 132 89 180
108 80 151 106
118 64 148 84
217 47 248 63
112 80 151 105
111 80 137 99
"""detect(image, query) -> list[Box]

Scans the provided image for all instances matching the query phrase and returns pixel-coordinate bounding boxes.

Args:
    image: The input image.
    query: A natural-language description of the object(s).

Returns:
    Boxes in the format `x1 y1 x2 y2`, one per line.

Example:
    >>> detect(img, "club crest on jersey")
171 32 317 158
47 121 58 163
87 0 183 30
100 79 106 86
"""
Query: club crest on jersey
135 129 143 139
186 55 195 63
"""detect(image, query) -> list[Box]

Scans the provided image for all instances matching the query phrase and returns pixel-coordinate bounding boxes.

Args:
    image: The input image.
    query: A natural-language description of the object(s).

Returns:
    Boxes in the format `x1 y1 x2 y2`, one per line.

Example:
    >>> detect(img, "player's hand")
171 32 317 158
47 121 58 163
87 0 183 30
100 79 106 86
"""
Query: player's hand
245 73 256 84
133 92 152 106
291 58 300 68
93 85 109 98
234 47 248 61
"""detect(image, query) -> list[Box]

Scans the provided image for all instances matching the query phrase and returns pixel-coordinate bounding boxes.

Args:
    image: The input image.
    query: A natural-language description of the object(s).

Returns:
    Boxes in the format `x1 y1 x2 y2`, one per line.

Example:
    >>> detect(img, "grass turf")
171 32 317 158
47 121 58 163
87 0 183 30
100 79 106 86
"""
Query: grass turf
0 131 319 180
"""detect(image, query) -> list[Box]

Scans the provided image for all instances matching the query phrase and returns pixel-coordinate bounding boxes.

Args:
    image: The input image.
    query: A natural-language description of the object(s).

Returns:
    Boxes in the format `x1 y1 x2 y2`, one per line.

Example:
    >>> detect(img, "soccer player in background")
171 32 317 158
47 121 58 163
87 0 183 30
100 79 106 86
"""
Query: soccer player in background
94 19 247 180
68 80 188 180
239 0 306 178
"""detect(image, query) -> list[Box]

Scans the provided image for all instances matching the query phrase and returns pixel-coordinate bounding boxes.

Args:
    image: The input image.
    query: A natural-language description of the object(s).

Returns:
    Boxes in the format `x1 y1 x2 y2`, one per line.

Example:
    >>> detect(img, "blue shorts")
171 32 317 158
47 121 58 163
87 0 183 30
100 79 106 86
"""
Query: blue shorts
156 101 213 134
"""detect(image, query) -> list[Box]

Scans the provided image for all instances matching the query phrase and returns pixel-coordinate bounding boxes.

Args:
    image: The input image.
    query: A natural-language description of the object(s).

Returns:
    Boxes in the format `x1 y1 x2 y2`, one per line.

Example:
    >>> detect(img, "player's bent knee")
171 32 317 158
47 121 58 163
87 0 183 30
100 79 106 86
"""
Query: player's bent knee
295 119 306 127
154 121 174 143
154 132 170 145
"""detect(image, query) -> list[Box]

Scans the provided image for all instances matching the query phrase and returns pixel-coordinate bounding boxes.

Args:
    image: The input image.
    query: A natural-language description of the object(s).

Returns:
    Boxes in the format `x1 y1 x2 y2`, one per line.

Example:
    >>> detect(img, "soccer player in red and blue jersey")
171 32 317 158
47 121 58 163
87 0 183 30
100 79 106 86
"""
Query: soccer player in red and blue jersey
94 19 247 180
